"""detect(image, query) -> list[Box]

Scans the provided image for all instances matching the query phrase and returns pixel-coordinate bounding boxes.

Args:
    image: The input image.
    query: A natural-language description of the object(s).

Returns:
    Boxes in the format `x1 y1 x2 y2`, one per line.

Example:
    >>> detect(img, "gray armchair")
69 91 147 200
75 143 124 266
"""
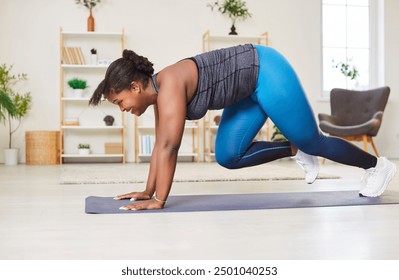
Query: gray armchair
318 87 390 156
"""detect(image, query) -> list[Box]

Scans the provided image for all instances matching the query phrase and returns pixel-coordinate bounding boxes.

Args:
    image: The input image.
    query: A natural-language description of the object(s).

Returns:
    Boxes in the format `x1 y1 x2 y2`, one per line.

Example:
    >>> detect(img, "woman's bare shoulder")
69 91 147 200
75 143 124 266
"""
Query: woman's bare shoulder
157 60 198 101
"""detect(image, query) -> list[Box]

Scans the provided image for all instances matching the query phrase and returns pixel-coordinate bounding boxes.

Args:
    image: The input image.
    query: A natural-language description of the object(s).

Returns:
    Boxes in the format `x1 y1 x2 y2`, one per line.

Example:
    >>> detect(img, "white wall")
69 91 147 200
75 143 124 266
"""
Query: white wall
383 0 399 157
0 0 397 163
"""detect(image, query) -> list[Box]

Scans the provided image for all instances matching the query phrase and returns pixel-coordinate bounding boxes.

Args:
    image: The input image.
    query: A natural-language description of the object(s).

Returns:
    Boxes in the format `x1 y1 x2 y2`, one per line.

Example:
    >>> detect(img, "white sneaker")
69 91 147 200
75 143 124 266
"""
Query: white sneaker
292 150 319 184
359 157 397 197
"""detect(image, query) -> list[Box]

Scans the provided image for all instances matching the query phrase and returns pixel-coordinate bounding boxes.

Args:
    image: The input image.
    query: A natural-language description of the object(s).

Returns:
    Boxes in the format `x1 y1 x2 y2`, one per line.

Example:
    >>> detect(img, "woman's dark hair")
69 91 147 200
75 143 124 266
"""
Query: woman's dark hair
89 49 154 106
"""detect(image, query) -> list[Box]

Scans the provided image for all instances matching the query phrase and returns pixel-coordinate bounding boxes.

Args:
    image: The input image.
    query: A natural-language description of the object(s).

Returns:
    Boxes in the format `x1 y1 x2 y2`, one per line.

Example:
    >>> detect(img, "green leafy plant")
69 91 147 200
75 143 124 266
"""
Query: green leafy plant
68 78 88 90
0 90 16 123
208 0 252 25
75 0 101 9
271 125 287 142
333 61 359 80
0 63 32 148
78 143 90 149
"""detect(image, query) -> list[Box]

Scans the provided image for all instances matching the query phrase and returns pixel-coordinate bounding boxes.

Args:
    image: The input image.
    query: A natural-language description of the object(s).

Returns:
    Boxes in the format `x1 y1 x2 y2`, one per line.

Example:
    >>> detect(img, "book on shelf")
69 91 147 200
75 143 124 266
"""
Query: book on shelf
139 135 155 155
62 47 85 65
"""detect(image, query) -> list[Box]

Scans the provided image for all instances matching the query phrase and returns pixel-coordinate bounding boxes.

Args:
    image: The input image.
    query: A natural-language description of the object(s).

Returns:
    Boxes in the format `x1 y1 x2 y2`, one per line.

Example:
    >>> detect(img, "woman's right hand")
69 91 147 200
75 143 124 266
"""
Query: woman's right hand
113 191 152 201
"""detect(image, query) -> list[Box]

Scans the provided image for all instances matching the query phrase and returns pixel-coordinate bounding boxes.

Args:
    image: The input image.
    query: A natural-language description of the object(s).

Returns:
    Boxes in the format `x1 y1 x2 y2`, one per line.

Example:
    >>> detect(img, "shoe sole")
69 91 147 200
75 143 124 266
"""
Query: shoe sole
306 157 319 184
305 170 319 184
359 162 397 197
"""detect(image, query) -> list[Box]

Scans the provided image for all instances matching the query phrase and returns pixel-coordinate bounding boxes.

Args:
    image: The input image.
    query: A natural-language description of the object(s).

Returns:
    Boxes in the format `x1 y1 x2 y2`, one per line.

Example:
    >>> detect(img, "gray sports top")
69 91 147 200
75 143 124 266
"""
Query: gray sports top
152 44 259 120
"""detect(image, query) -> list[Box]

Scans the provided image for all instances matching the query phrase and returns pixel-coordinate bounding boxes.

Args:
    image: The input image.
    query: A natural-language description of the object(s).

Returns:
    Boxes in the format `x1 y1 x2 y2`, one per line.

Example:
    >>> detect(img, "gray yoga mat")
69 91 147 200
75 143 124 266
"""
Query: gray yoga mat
85 190 399 214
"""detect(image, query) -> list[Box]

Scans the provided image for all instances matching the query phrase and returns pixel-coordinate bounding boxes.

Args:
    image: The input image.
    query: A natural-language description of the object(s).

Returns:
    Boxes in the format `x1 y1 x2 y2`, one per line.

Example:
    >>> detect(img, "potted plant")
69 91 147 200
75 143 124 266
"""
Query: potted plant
271 125 287 142
67 78 87 98
75 0 102 32
78 143 90 155
333 60 360 89
0 91 17 164
208 0 252 35
0 64 32 165
0 90 16 121
90 48 97 65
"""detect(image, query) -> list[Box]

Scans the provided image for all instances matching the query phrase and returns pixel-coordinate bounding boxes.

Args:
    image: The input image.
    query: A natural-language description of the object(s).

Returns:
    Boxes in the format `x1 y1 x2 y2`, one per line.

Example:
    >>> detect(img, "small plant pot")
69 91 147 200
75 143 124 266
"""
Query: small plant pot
73 89 84 98
91 54 98 65
229 24 238 35
3 148 19 165
78 148 90 155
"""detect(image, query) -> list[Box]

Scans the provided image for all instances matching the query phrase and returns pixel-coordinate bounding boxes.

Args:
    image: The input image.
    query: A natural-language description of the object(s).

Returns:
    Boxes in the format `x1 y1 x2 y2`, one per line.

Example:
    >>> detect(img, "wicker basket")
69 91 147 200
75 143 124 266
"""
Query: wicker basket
26 131 60 165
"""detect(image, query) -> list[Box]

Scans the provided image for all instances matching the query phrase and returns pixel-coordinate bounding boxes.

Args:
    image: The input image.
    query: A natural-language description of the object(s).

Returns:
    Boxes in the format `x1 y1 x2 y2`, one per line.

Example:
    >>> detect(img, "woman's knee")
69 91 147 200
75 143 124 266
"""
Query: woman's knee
215 149 239 169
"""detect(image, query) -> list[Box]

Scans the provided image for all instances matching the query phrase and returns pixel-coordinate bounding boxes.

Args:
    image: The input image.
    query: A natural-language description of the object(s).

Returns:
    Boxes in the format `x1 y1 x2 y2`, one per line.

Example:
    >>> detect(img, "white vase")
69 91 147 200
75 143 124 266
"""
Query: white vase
4 148 19 165
78 148 90 155
73 89 83 98
91 54 98 65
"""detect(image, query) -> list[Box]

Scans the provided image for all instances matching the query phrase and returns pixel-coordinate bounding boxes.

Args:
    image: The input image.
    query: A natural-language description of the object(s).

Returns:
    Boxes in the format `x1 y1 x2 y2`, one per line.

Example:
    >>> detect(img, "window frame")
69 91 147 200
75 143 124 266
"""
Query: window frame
321 0 384 97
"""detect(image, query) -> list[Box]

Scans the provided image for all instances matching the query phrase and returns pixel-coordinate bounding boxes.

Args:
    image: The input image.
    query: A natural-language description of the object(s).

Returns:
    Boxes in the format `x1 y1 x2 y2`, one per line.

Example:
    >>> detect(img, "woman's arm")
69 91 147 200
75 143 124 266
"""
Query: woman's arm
113 107 159 201
114 105 159 202
124 75 187 210
142 104 160 197
152 95 185 202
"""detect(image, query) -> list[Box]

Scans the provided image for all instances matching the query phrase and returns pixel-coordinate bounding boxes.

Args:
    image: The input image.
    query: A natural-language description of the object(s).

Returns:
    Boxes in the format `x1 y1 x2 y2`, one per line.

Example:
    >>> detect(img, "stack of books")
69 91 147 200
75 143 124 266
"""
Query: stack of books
139 135 155 155
62 47 85 64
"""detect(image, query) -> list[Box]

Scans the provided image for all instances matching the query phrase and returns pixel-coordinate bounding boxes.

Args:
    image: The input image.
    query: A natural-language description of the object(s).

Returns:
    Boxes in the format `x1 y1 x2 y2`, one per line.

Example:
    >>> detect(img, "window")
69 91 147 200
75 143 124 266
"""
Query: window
322 0 376 94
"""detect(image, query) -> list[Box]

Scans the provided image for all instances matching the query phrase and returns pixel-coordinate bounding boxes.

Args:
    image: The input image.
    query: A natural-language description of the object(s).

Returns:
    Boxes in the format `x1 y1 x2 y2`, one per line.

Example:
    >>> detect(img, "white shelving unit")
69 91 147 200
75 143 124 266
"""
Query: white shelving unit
59 28 126 163
202 30 271 162
61 65 109 69
134 112 200 162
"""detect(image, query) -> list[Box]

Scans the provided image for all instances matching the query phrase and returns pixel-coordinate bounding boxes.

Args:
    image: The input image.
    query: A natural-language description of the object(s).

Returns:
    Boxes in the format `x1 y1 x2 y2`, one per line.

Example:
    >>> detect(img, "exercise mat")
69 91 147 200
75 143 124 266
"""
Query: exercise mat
85 190 399 214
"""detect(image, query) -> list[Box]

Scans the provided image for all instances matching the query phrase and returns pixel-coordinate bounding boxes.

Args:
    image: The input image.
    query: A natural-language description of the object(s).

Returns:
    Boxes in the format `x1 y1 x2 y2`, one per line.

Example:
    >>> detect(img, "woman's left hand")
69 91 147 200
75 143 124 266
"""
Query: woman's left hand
119 199 165 211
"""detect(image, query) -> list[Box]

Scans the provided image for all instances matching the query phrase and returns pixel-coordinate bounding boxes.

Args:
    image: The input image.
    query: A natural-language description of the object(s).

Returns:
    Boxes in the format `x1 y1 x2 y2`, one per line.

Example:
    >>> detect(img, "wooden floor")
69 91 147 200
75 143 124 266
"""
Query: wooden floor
0 159 399 260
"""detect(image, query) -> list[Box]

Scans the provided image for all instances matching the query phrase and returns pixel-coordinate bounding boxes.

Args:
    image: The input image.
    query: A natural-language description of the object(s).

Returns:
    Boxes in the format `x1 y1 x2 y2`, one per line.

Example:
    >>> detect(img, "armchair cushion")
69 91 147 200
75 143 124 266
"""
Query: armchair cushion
319 111 383 137
318 87 390 137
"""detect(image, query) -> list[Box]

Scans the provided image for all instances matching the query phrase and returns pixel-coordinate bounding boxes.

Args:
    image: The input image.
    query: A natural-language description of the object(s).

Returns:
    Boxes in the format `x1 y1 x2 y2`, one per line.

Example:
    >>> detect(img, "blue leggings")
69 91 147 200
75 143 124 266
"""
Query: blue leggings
215 45 377 170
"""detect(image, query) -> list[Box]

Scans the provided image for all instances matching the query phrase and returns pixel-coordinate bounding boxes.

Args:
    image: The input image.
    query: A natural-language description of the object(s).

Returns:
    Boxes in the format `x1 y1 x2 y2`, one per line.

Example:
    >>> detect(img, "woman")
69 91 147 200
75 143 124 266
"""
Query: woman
89 44 396 211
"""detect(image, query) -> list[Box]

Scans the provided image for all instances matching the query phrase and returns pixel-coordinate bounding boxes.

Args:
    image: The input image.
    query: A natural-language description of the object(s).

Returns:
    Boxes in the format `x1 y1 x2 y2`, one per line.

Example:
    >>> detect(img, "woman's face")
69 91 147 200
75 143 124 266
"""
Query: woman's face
107 88 147 116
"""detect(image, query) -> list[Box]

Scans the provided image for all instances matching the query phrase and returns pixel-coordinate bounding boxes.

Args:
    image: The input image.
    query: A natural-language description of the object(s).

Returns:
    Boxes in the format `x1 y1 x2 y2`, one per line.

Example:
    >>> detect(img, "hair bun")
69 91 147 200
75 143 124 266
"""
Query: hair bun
122 49 136 61
122 49 154 76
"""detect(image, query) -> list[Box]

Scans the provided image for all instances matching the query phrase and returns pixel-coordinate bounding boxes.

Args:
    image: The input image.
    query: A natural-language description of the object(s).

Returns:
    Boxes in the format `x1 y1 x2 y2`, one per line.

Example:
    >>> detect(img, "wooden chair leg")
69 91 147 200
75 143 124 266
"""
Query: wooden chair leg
369 137 380 157
362 135 369 152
